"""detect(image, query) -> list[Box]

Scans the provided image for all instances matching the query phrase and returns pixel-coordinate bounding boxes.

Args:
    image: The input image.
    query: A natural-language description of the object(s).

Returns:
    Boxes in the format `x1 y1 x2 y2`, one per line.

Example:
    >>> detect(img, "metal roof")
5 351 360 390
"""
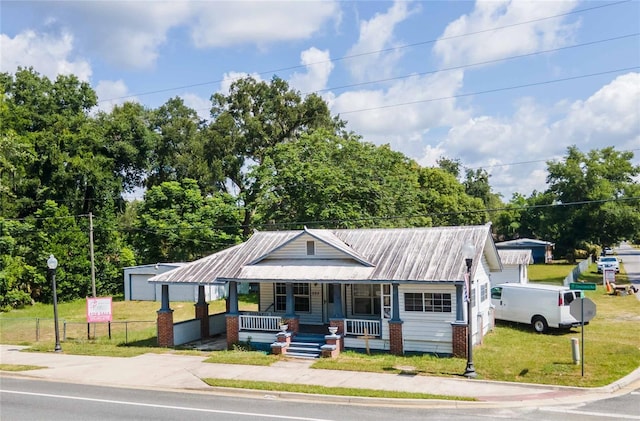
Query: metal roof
495 238 554 247
148 224 501 285
497 249 533 265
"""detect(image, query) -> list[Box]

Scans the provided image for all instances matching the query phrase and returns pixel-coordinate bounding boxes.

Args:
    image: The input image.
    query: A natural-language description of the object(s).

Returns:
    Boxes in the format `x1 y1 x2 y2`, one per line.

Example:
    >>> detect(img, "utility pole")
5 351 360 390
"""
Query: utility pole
89 212 96 297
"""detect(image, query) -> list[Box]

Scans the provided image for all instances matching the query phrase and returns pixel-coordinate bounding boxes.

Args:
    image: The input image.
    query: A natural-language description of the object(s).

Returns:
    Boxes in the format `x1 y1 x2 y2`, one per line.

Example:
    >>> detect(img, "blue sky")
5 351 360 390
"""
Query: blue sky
2 0 639 199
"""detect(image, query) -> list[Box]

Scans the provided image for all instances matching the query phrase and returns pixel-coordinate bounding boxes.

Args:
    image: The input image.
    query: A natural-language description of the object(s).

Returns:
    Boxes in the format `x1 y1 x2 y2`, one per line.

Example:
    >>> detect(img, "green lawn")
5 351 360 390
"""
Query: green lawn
1 265 638 387
0 294 258 357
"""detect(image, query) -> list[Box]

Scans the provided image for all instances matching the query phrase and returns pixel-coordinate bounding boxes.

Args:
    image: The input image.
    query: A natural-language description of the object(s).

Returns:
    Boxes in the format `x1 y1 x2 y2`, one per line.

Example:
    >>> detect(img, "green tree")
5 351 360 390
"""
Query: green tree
147 97 208 188
204 76 344 236
252 130 423 228
545 146 640 257
132 179 241 263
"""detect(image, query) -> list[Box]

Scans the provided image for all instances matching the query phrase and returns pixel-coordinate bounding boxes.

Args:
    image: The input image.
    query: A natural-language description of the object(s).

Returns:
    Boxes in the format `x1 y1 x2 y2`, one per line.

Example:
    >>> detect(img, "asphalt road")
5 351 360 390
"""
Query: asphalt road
616 243 640 286
1 377 639 421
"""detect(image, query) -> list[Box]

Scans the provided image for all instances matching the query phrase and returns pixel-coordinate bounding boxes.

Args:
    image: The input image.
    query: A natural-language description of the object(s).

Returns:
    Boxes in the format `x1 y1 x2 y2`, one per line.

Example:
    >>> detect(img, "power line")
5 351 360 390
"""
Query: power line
338 66 639 115
314 33 639 95
98 0 633 103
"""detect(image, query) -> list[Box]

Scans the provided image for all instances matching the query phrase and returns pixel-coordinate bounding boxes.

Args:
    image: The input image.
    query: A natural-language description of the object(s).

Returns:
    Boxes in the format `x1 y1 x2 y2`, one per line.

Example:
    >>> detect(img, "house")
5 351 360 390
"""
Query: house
148 224 503 358
495 238 554 264
123 263 228 302
491 250 533 286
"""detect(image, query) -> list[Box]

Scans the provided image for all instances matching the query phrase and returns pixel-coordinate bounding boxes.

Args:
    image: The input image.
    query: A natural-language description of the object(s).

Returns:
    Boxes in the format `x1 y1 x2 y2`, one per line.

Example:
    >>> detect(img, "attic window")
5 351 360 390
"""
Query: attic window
306 241 315 255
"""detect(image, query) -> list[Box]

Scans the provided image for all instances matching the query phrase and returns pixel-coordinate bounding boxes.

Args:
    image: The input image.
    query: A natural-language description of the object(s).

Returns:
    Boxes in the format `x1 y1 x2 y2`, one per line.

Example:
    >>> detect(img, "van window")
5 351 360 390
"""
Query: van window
563 291 577 306
491 287 502 300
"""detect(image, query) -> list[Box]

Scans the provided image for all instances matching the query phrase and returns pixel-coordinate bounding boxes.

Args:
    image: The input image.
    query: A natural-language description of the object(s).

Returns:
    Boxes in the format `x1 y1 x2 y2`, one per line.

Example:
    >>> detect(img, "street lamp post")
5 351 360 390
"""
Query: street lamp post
47 254 62 353
462 241 477 378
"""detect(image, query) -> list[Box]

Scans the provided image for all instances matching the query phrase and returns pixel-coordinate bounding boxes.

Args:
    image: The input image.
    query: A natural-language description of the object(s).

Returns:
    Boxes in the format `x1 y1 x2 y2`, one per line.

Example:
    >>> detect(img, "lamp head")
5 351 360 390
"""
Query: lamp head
462 241 475 261
47 254 58 270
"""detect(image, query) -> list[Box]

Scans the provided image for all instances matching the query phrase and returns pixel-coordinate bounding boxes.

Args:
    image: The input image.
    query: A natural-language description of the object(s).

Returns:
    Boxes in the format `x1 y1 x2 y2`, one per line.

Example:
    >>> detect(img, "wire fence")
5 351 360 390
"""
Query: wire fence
0 317 156 345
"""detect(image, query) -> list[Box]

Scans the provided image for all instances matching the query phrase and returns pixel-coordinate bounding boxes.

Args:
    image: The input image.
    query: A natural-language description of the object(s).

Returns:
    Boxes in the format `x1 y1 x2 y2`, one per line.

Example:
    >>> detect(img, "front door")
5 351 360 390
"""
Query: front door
323 283 342 323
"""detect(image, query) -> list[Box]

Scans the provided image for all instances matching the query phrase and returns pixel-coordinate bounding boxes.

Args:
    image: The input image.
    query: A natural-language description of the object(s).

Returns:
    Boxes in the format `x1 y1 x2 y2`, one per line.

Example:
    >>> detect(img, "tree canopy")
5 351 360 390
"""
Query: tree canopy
1 68 638 309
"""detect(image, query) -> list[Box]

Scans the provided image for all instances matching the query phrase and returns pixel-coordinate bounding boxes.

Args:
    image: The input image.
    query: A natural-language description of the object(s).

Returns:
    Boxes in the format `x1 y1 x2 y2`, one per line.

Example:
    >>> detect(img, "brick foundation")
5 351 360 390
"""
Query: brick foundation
226 315 239 349
156 310 174 347
388 321 403 355
451 321 468 358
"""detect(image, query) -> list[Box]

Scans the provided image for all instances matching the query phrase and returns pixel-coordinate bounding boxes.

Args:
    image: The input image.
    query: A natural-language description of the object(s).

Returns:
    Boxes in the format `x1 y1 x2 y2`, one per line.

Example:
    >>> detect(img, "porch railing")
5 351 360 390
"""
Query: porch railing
345 319 381 337
239 313 281 331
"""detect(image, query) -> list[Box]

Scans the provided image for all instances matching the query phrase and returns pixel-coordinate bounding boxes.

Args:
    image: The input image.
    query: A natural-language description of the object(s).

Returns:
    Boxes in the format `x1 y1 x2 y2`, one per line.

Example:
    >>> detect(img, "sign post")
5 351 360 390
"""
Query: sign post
86 297 113 339
569 296 596 377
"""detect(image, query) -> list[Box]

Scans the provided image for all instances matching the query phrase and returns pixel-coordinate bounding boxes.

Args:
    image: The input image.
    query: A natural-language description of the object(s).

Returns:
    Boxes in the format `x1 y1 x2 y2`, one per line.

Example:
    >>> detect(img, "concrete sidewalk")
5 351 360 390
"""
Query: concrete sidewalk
1 344 639 408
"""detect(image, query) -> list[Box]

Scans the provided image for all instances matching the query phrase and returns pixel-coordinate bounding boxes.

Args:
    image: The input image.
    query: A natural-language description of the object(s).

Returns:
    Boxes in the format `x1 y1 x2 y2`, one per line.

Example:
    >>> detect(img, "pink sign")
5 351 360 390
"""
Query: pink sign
86 297 113 323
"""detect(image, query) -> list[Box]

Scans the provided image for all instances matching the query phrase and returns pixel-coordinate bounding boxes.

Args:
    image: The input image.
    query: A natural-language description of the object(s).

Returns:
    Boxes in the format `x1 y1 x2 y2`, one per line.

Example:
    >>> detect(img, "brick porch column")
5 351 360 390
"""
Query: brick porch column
157 310 174 347
388 320 403 355
226 314 239 349
157 284 174 347
451 321 468 358
195 285 209 339
286 317 300 334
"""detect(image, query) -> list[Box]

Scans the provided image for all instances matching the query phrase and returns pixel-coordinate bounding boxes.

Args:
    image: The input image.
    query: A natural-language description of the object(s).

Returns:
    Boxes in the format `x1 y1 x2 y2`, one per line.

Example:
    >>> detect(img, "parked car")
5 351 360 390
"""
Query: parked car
604 247 614 255
491 283 583 333
597 256 620 273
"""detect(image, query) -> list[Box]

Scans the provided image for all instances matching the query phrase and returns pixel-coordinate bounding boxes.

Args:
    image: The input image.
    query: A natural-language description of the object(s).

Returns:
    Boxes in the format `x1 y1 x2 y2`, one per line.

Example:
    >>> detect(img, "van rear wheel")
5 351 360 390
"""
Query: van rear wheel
532 316 548 333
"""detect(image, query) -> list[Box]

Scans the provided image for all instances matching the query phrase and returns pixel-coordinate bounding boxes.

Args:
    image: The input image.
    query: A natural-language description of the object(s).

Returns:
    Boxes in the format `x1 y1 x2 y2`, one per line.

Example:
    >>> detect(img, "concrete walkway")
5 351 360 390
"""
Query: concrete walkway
2 344 639 408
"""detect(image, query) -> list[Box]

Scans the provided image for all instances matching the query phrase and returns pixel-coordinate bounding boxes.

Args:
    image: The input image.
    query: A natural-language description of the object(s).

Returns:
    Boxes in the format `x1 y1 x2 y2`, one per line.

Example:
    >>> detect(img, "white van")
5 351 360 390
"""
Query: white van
490 283 583 333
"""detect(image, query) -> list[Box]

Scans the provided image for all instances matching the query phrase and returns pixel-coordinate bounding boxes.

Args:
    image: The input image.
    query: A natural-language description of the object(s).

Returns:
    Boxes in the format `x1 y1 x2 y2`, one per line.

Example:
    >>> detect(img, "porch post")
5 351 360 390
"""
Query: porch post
195 285 209 339
455 284 464 322
284 283 299 333
157 284 174 347
332 283 344 318
226 281 239 349
228 281 239 315
389 282 403 355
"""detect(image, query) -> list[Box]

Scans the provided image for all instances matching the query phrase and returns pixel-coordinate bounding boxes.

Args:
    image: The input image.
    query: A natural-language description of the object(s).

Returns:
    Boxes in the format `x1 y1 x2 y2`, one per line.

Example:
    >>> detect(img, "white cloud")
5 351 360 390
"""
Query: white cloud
424 73 640 198
332 70 468 145
181 92 211 122
0 30 92 81
94 80 138 114
434 0 580 67
289 47 333 94
552 72 640 150
345 0 418 82
64 2 192 69
190 1 340 48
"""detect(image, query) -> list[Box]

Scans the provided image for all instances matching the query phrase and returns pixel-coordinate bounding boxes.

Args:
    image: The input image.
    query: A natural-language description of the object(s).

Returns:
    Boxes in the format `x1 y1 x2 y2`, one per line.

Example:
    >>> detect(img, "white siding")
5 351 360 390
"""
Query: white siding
398 284 456 354
344 337 388 351
259 283 275 312
239 331 277 344
490 265 525 285
476 259 494 343
268 235 350 260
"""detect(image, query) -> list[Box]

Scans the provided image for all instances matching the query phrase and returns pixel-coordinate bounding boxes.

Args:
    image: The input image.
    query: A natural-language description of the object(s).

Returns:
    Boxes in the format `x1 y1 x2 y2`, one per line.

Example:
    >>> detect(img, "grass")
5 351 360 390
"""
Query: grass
0 294 258 357
0 263 637 390
0 364 46 372
202 378 475 401
203 350 279 366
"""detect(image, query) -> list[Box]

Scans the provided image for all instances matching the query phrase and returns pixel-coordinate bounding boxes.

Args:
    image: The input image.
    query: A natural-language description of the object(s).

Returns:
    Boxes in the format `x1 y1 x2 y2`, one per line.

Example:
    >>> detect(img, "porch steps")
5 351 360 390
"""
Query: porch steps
287 333 325 359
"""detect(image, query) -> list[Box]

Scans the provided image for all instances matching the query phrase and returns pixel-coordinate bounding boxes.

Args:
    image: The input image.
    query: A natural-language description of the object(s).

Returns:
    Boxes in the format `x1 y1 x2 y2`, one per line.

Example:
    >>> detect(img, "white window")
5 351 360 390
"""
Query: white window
404 292 452 313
